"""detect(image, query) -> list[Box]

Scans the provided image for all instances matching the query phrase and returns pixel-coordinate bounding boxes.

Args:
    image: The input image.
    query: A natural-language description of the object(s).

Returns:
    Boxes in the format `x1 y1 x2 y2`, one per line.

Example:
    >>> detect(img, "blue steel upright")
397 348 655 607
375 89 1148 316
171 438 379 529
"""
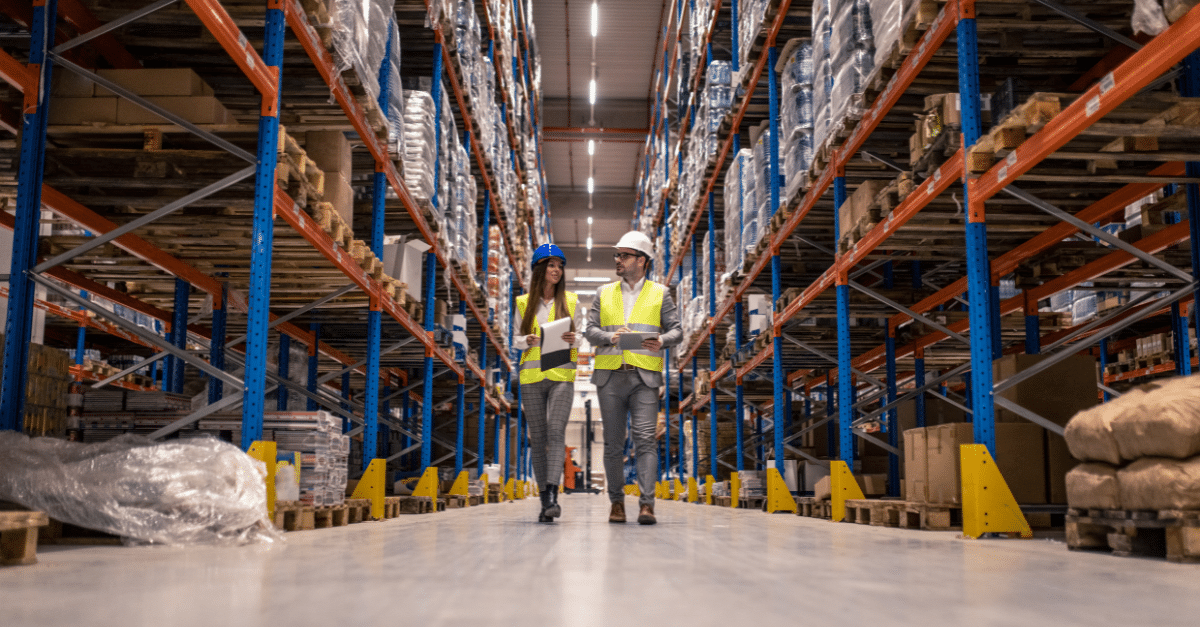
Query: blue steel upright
1024 291 1041 354
914 350 926 428
478 338 488 473
0 0 55 431
885 330 899 497
306 323 320 411
663 216 672 475
277 334 290 410
768 45 785 472
168 278 190 394
209 284 228 404
957 8 997 455
362 19 394 471
833 174 854 464
240 4 286 449
455 301 466 476
735 300 745 471
1184 51 1200 349
421 250 437 470
708 193 718 478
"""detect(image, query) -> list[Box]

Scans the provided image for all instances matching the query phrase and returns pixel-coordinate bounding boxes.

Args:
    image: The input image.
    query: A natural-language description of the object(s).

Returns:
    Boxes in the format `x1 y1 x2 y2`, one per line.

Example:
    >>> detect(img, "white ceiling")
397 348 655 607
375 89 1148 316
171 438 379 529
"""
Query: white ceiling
533 0 665 274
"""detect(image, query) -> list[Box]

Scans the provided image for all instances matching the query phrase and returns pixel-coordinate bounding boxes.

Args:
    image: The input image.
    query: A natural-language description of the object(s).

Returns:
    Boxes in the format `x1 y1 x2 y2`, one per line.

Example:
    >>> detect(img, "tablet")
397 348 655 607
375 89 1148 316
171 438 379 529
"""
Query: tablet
617 332 658 350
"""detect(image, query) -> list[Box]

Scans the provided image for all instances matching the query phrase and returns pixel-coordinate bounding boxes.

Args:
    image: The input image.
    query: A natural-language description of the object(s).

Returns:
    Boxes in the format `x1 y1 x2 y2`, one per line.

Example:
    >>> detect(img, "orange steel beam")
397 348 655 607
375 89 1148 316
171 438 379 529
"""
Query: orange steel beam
0 48 35 95
183 0 277 100
1067 32 1153 93
972 5 1200 205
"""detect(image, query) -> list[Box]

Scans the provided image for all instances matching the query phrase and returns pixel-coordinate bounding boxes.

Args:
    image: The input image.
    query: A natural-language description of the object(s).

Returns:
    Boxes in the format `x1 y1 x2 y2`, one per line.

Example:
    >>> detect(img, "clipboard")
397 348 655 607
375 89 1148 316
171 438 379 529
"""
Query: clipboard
617 332 658 350
539 317 573 371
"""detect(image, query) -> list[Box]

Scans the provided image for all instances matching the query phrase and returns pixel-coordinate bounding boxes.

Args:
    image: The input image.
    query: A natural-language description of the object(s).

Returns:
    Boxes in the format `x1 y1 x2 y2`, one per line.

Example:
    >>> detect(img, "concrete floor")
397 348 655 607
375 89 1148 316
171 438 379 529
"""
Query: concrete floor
4 495 1199 626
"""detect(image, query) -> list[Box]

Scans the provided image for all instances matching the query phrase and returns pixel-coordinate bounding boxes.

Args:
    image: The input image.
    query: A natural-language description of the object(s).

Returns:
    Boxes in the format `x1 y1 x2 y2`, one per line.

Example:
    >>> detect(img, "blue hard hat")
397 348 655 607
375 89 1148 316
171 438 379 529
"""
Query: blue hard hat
531 243 566 268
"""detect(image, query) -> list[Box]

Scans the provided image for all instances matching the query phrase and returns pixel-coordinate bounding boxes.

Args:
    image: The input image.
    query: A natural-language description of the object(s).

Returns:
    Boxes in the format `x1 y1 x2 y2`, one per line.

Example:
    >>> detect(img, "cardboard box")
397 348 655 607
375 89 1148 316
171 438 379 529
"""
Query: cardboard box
839 179 890 241
52 68 97 97
96 68 214 97
116 96 232 125
305 130 353 181
993 353 1098 426
323 172 355 225
48 97 118 125
802 461 829 493
896 396 967 429
858 473 888 497
904 428 928 503
922 422 1047 505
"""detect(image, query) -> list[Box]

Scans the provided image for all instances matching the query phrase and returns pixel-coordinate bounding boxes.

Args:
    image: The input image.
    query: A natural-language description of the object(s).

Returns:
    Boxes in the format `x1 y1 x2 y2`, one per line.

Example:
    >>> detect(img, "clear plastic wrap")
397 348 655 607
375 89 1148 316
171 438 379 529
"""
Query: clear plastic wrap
1133 0 1171 35
0 431 281 545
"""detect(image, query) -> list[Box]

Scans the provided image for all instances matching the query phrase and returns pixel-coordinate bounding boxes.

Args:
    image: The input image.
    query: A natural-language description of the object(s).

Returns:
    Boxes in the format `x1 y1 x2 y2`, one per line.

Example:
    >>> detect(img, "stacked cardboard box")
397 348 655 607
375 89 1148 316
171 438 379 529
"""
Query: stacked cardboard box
50 68 233 126
306 131 355 226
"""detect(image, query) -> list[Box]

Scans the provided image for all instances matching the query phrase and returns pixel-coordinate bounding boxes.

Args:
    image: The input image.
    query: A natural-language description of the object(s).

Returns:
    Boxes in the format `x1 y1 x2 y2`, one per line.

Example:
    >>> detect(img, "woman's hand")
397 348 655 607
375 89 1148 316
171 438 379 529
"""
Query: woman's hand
525 334 539 346
561 332 576 345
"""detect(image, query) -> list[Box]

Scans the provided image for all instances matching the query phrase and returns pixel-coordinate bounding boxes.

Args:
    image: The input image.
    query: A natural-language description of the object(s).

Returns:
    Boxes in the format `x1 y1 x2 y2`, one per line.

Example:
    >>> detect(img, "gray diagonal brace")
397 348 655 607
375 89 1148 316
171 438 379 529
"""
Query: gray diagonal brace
1003 185 1193 283
849 280 971 345
53 0 181 54
782 334 887 389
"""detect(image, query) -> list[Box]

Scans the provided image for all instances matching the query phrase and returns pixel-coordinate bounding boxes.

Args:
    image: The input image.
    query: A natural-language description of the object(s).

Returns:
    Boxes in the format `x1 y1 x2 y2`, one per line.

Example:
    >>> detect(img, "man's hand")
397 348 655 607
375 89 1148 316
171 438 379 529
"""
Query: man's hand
561 332 576 345
641 337 662 351
610 326 631 346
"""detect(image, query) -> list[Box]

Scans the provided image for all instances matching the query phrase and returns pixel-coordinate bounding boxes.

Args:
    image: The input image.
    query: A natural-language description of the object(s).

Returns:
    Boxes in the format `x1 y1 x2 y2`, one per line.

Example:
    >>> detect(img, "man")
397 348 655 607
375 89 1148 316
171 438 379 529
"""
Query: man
584 231 683 525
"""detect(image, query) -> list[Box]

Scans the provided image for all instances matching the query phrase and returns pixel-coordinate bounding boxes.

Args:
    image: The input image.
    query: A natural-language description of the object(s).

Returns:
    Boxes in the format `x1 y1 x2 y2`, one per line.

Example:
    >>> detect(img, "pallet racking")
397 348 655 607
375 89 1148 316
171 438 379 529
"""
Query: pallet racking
636 0 1200 507
0 0 550 489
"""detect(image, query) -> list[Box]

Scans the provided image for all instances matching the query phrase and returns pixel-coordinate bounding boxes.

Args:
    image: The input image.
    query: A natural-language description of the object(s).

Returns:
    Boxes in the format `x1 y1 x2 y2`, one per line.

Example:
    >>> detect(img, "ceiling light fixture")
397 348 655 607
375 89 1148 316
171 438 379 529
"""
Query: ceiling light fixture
589 79 596 105
573 276 610 282
587 176 594 194
587 216 593 225
588 139 595 155
591 2 598 37
586 236 593 250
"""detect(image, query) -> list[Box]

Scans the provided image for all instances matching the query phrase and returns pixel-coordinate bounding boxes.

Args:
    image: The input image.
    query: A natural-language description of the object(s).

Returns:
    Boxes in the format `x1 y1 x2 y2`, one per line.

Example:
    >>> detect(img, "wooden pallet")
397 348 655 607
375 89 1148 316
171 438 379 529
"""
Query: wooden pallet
796 496 831 520
274 501 316 531
739 496 767 511
313 504 349 529
966 93 1066 173
395 496 436 515
38 518 122 545
899 501 961 531
844 499 906 527
713 496 733 507
344 498 372 523
1067 508 1200 563
1 503 50 566
443 495 468 509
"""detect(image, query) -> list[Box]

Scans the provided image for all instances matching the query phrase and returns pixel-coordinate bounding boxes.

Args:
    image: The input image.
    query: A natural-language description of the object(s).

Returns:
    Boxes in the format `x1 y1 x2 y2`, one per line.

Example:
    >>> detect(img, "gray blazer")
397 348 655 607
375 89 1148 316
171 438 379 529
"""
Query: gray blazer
583 280 684 389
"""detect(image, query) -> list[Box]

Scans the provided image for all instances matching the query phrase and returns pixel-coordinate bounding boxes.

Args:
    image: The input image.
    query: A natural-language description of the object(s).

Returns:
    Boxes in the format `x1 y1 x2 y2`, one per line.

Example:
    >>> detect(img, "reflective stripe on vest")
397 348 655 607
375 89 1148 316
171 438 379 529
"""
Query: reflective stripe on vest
516 291 579 384
593 280 664 372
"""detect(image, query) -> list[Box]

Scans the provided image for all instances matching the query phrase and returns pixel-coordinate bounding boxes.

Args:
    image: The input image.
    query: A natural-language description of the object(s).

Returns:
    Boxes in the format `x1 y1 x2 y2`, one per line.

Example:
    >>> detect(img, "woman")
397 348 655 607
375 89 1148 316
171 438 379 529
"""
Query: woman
514 243 583 523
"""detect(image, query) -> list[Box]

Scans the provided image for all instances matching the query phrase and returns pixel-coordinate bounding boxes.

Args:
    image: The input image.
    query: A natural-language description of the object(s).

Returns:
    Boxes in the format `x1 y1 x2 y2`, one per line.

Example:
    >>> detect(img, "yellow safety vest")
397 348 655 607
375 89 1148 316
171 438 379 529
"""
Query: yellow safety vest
516 291 579 384
593 280 665 372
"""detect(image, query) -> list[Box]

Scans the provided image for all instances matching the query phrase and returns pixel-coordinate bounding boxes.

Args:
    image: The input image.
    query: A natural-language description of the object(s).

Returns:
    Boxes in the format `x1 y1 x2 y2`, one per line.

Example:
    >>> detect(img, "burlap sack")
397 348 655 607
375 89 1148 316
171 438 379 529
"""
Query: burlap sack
1118 456 1200 510
1111 375 1200 460
1063 389 1143 464
1065 463 1121 509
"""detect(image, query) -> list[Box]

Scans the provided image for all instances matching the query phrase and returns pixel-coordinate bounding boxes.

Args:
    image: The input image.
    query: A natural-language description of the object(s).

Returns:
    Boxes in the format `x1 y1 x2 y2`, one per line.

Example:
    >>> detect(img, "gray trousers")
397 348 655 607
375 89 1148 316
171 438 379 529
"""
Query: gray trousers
597 370 659 507
520 379 575 491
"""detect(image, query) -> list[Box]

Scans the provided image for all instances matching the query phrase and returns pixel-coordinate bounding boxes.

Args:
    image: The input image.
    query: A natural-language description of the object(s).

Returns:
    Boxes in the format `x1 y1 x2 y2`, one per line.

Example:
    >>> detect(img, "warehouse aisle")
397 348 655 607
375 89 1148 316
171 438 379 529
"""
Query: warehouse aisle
4 496 1198 627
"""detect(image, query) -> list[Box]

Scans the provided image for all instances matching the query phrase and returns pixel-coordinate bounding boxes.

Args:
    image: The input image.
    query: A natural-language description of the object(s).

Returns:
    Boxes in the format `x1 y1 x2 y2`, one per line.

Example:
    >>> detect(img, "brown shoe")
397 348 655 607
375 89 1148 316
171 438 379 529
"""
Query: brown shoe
637 504 656 525
608 501 626 523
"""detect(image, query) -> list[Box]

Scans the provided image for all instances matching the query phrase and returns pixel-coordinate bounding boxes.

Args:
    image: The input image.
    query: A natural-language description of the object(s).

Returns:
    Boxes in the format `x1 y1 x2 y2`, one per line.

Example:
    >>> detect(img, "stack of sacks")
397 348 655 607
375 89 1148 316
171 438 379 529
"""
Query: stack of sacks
1064 374 1200 510
402 90 437 202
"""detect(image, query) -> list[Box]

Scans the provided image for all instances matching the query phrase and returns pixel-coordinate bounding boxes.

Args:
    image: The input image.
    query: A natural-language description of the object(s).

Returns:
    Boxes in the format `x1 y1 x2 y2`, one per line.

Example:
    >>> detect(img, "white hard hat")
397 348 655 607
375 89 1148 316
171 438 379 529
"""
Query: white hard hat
614 231 655 258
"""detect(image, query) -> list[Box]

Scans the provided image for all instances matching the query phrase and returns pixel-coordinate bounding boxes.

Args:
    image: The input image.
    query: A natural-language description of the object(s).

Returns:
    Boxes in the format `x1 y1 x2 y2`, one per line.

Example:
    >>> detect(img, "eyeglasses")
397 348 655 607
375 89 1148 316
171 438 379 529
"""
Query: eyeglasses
613 253 641 262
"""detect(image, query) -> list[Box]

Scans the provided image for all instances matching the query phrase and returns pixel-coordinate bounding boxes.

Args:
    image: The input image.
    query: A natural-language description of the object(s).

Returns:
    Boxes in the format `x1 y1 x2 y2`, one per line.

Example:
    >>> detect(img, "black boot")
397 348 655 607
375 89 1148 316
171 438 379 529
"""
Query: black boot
545 484 561 518
538 488 554 523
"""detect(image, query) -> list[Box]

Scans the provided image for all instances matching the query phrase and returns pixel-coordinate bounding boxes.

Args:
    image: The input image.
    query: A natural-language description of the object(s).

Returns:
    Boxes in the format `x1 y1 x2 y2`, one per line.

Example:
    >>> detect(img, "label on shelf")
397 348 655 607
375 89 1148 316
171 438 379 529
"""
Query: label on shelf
1085 95 1101 117
1100 72 1115 95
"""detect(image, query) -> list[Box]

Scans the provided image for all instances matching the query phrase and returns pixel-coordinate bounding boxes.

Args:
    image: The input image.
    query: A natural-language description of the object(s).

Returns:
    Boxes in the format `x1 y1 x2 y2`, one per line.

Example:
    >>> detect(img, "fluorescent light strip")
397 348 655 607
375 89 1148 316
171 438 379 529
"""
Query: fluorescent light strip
591 2 598 37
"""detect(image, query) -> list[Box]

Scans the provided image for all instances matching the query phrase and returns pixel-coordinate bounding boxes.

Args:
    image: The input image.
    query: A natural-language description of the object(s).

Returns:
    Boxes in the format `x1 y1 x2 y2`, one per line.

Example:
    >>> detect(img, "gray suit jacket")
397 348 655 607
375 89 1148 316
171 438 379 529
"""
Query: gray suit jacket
584 280 683 389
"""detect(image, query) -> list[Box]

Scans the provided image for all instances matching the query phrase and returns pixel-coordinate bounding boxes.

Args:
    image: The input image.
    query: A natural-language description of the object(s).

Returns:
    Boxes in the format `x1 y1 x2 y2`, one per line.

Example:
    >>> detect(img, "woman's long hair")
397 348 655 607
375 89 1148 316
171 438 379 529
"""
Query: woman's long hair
520 259 574 336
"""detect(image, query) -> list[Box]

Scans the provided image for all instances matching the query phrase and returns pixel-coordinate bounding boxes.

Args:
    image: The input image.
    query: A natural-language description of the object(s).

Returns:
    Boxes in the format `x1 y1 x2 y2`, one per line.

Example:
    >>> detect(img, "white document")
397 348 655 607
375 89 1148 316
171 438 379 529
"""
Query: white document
539 317 573 370
617 332 658 350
